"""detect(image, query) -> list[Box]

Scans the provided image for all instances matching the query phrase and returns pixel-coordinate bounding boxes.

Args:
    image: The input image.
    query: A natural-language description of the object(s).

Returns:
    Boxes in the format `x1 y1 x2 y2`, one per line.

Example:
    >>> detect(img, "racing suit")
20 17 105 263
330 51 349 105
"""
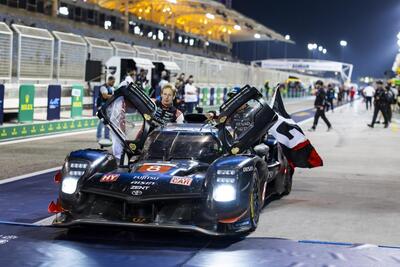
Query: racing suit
154 100 184 124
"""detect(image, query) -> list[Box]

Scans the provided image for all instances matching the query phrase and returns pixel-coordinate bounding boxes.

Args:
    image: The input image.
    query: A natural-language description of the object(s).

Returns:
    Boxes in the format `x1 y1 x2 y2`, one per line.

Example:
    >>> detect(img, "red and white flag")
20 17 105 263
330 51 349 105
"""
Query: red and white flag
269 86 323 168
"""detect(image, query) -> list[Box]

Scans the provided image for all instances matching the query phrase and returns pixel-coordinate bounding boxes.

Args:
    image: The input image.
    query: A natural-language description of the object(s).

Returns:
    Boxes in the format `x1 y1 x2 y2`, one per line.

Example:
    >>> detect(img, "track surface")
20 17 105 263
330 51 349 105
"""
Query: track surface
1 98 400 248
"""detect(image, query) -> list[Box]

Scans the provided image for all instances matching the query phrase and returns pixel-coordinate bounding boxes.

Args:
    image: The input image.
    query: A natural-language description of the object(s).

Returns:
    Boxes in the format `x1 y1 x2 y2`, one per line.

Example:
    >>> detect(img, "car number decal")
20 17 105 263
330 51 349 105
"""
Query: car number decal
170 176 193 186
138 164 172 173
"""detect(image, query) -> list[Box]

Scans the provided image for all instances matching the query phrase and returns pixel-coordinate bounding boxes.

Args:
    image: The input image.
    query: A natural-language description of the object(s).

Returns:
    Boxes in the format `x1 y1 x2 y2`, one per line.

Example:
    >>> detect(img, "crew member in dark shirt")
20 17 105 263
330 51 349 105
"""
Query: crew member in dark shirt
368 80 389 128
309 80 332 131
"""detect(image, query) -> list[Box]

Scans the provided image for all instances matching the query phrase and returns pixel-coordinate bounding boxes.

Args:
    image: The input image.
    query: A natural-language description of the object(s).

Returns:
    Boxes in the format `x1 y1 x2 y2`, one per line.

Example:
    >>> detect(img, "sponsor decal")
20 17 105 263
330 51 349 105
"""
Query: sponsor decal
100 174 120 183
131 190 143 196
170 176 193 186
130 185 150 190
138 164 172 173
231 147 240 155
131 181 156 186
49 98 60 109
129 143 137 151
242 166 254 173
144 114 151 121
132 175 159 181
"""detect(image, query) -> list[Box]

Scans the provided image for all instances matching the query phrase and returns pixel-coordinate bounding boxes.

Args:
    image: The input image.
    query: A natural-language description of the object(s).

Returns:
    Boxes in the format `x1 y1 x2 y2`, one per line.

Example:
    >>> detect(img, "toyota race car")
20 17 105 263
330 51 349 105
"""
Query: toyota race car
50 84 294 236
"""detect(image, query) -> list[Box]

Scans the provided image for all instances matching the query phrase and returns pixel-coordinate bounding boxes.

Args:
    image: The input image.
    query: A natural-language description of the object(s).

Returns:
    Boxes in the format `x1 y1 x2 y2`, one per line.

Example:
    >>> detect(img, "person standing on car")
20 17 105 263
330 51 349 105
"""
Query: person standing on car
363 83 375 110
184 75 198 114
309 80 332 131
96 76 115 141
154 84 184 123
368 80 389 128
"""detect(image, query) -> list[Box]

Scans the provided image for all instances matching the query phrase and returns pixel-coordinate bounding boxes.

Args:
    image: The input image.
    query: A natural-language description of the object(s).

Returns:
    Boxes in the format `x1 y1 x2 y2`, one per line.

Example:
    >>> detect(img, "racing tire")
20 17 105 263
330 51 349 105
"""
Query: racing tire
249 170 262 232
282 165 293 196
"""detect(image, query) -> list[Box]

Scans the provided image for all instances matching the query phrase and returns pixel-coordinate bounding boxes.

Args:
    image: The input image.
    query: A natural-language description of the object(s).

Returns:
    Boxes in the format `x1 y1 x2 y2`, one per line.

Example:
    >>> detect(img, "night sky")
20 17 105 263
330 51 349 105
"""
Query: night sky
232 0 400 80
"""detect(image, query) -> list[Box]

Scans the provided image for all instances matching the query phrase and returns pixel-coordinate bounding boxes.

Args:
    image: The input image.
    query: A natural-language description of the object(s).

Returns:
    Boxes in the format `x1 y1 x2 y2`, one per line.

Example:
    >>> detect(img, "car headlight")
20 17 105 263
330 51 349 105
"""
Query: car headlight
68 161 88 177
213 184 236 202
217 169 236 176
61 177 79 194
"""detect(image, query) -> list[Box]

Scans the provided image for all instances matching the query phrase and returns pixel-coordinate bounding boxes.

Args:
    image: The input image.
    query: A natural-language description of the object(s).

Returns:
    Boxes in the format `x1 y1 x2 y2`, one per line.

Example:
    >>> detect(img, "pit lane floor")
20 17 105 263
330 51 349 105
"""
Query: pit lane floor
252 100 400 246
0 98 399 248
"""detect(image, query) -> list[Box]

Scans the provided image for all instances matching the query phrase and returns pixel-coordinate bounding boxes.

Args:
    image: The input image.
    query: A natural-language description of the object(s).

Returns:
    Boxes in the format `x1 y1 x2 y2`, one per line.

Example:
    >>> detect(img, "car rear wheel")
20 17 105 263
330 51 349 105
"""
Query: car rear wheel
249 170 261 231
282 165 293 196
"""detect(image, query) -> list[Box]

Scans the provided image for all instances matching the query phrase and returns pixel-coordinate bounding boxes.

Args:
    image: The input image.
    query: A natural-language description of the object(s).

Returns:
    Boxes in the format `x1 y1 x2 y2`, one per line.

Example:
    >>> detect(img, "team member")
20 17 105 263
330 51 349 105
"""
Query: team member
368 80 389 128
96 76 115 141
154 84 184 123
184 75 198 113
326 84 335 112
363 83 375 110
309 80 332 131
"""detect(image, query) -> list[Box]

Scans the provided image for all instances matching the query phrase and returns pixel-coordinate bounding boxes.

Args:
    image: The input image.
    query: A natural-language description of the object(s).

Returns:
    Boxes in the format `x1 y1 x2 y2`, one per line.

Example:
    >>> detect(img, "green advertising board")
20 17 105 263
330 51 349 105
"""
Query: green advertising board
71 84 84 118
18 84 35 123
216 88 223 105
0 117 98 141
201 88 209 106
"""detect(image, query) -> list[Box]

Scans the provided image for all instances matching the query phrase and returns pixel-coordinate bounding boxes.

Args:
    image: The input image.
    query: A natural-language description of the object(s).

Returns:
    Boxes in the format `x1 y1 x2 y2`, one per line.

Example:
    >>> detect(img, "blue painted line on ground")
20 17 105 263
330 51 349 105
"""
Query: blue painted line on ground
298 239 354 246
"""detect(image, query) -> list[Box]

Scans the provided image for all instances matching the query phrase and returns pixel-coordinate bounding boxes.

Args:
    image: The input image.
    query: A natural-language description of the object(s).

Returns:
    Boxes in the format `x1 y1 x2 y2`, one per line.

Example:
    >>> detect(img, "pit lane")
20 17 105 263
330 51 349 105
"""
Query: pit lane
1 98 400 266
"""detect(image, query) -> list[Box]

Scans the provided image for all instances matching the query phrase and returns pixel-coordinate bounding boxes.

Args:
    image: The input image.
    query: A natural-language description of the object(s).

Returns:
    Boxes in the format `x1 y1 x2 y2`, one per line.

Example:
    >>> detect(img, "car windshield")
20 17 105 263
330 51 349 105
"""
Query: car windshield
142 131 221 163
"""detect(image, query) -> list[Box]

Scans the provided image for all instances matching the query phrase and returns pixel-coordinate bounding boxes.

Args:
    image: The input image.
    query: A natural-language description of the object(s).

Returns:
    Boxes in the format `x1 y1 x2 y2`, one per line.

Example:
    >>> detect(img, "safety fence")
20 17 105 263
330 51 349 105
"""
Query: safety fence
0 22 12 80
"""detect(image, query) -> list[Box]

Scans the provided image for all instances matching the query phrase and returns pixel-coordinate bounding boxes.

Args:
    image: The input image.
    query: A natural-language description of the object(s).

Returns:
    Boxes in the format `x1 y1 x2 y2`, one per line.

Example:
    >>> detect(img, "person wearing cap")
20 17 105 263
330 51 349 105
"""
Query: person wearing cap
368 80 389 128
309 80 332 131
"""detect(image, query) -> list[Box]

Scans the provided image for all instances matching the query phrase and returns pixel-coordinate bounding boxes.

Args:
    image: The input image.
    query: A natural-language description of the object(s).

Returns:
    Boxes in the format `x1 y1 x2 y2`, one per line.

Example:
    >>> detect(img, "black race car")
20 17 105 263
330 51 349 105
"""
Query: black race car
51 84 294 236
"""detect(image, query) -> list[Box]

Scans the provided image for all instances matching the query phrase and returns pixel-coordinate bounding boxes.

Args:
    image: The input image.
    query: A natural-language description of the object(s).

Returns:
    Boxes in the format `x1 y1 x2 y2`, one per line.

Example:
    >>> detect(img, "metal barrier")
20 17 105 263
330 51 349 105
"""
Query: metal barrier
12 24 54 80
85 36 113 64
153 49 171 62
53 31 87 81
169 52 185 73
185 55 197 78
0 22 12 81
133 45 156 60
111 41 136 58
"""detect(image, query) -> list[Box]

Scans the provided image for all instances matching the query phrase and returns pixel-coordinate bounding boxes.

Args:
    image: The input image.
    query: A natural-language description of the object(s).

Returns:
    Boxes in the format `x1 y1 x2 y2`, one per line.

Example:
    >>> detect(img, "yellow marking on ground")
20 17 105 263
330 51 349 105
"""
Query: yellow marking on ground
391 122 398 133
294 111 311 117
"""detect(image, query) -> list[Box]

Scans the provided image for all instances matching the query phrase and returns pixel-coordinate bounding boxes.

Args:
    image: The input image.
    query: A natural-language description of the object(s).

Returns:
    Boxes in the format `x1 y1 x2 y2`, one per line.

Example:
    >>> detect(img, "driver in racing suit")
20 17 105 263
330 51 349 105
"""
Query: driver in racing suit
154 84 184 124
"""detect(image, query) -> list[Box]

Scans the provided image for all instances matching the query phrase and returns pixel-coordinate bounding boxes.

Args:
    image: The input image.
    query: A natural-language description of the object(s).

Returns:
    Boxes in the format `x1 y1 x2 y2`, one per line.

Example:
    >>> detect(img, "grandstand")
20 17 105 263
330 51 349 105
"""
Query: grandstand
0 0 324 119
